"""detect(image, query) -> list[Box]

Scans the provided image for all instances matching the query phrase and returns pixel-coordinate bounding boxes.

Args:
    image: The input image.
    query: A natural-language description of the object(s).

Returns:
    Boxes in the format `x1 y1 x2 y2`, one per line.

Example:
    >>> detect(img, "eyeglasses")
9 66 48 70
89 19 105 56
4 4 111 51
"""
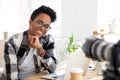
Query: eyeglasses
37 20 51 30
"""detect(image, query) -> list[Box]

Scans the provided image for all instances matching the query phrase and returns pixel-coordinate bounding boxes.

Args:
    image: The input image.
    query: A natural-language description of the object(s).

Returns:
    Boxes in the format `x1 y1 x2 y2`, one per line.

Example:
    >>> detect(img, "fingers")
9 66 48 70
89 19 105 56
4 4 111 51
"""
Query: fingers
28 35 36 44
28 35 41 48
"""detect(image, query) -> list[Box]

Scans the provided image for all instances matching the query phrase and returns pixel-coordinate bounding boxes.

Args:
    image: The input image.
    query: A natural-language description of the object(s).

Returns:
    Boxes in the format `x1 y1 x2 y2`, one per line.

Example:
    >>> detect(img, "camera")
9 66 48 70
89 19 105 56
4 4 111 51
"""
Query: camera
82 36 120 80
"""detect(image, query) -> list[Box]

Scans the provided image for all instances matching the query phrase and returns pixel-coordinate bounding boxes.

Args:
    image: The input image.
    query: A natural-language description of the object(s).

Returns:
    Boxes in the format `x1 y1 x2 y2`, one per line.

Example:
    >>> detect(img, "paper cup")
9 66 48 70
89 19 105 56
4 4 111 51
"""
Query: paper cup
70 68 83 80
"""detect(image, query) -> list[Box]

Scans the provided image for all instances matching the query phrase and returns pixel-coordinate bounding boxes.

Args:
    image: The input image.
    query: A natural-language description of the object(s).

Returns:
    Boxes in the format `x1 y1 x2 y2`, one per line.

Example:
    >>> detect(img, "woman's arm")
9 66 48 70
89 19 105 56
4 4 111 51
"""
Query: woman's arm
38 35 58 73
4 40 18 80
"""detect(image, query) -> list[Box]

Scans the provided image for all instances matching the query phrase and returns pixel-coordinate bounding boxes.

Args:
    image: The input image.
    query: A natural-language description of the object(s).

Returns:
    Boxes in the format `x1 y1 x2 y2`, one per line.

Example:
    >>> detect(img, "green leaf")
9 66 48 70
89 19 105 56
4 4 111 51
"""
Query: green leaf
69 33 74 45
60 32 82 61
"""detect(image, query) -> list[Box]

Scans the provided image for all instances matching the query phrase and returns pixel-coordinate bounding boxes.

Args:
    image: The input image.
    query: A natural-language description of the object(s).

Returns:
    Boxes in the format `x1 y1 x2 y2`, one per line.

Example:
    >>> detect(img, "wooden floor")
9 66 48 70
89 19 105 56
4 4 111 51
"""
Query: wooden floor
83 70 103 80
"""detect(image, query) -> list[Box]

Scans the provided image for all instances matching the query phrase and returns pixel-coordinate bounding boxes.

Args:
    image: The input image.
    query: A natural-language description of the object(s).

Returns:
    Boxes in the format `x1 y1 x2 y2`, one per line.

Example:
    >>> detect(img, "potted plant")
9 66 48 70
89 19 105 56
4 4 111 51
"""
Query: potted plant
60 33 82 61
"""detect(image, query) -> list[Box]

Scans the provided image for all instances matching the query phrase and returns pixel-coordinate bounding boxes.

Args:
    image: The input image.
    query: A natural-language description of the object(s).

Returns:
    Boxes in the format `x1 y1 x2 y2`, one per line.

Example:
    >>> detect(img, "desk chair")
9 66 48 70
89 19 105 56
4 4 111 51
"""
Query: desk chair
0 40 5 77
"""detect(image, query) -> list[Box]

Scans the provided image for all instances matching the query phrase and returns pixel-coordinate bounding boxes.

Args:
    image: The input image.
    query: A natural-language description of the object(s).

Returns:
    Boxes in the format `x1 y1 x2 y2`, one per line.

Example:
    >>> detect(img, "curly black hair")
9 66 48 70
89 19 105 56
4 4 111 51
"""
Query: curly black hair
30 5 57 22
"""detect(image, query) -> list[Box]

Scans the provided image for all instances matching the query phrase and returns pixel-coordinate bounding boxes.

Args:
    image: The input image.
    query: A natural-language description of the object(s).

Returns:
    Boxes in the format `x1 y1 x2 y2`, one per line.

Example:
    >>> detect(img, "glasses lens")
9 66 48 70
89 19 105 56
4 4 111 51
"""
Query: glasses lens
37 21 43 26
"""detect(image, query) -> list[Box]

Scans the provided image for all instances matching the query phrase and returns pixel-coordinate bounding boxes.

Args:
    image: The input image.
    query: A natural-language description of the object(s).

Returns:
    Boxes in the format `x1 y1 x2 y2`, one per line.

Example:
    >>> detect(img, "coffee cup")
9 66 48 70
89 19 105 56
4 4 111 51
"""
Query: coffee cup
70 68 83 80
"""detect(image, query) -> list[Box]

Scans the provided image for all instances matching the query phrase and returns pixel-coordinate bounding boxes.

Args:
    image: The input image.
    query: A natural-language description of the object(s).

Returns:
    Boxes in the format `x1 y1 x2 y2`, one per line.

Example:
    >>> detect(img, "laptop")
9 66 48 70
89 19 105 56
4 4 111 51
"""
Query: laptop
40 60 67 80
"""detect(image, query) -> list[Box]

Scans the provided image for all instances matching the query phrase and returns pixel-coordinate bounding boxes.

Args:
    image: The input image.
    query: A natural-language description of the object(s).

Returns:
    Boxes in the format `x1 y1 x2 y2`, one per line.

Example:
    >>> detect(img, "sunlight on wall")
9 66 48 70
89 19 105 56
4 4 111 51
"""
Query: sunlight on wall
0 0 21 39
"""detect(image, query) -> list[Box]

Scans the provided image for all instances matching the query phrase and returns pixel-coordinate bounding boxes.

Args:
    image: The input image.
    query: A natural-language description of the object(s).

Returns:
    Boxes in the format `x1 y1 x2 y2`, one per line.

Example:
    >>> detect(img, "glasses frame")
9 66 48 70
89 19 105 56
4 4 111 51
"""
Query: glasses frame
37 20 51 30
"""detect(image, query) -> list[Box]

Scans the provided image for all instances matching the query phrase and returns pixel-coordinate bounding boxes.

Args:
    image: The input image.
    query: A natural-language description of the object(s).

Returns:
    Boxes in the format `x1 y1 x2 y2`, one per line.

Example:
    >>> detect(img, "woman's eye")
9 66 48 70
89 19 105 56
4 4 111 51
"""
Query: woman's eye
38 21 43 25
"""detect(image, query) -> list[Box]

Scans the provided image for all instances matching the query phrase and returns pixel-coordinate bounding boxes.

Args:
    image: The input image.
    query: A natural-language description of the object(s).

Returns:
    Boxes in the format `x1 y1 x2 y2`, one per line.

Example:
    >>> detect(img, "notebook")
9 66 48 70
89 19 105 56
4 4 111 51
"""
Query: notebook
40 70 65 80
40 60 67 80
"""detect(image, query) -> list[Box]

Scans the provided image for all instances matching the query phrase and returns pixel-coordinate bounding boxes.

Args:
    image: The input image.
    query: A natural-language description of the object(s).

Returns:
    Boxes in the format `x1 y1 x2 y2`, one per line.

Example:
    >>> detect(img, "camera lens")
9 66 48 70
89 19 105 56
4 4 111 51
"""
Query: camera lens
83 37 114 61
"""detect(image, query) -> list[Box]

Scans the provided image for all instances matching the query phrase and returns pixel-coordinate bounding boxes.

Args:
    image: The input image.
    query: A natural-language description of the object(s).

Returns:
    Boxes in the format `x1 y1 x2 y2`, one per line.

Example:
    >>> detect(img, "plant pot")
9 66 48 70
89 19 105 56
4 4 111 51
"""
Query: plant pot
109 24 120 34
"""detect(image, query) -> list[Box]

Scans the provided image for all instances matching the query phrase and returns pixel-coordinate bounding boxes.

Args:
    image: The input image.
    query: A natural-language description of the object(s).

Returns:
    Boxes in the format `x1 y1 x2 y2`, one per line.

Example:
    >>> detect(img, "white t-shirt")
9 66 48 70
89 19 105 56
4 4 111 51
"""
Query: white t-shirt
18 48 36 80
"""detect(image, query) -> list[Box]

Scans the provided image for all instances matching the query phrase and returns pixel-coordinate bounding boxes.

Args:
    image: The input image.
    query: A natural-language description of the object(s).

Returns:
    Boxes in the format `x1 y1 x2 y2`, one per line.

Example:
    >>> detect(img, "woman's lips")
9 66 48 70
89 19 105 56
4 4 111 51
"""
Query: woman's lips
37 30 42 36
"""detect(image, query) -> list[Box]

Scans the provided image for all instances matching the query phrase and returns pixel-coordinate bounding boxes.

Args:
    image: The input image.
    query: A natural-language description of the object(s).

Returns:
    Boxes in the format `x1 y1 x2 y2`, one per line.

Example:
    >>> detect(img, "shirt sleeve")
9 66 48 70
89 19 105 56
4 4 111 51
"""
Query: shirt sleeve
38 34 58 73
4 39 19 80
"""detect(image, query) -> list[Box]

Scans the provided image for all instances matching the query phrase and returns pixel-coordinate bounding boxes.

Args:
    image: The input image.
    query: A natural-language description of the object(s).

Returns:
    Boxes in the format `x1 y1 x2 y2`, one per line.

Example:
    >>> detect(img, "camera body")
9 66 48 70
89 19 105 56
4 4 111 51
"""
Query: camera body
82 36 120 80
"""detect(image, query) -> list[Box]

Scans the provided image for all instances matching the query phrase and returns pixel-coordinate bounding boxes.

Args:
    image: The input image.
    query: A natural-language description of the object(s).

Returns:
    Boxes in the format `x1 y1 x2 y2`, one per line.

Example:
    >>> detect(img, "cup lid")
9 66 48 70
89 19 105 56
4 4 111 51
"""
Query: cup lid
70 68 83 73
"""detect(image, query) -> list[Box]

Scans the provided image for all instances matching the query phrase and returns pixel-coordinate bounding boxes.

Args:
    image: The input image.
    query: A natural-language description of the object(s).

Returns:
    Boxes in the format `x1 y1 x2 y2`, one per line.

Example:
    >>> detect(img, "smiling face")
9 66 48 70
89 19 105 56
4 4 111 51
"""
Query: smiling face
28 13 51 37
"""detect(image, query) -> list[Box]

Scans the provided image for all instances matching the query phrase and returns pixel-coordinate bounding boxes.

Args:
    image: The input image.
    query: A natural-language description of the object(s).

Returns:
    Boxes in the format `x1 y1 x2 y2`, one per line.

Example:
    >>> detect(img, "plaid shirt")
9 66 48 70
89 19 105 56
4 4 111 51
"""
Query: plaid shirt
3 31 57 80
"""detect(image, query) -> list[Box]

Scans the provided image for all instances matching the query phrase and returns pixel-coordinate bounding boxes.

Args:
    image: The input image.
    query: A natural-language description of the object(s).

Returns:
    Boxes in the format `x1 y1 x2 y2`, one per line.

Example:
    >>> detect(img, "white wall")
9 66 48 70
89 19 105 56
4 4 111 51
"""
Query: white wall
0 0 32 39
62 0 97 44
